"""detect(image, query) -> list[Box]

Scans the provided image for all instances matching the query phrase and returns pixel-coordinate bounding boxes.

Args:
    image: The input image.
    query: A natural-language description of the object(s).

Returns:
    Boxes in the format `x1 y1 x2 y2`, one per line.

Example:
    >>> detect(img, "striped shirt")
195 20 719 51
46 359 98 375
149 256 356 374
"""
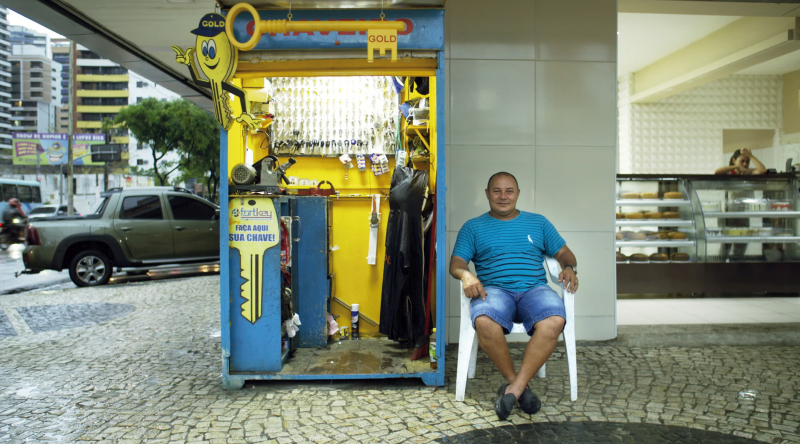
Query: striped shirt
452 211 566 291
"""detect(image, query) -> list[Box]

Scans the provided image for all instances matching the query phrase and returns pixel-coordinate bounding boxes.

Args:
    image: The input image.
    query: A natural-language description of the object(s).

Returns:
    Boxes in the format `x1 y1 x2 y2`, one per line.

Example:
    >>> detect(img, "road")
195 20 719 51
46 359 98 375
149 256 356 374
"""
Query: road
0 244 220 295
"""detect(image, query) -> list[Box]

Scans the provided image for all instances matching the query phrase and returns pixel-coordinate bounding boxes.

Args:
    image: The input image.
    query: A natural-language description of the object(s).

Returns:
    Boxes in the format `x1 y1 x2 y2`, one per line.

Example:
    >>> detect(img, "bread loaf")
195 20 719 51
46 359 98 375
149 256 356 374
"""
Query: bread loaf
641 192 659 199
628 232 647 240
629 253 648 262
668 231 687 240
656 230 671 239
644 212 662 219
625 212 644 219
616 252 627 262
620 192 640 199
616 212 624 219
649 253 668 262
664 191 683 199
671 253 690 262
662 211 681 219
616 232 624 240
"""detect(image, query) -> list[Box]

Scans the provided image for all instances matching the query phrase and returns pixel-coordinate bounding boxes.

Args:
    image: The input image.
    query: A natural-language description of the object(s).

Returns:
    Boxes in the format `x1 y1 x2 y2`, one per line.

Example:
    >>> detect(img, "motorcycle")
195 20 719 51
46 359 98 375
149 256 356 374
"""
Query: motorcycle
0 217 27 251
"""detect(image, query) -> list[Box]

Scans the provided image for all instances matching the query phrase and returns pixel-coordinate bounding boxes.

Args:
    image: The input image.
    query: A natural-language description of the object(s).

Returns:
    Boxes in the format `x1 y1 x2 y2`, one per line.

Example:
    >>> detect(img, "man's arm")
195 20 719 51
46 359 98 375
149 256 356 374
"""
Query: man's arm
553 245 578 293
449 256 486 300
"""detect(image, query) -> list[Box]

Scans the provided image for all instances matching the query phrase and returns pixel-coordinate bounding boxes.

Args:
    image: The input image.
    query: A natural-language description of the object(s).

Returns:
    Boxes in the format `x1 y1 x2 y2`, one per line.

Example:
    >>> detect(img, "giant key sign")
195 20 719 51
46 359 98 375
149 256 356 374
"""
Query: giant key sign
229 197 280 324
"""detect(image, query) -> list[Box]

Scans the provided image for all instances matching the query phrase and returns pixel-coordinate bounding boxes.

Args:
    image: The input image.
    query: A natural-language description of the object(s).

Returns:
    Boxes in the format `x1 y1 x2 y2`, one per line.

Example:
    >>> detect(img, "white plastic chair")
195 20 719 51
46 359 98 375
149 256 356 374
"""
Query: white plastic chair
455 256 577 402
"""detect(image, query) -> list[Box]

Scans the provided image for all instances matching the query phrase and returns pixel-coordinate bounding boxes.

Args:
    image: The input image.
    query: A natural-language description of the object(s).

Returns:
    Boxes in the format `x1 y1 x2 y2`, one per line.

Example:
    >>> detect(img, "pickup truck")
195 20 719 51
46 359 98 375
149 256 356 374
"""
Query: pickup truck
21 186 220 287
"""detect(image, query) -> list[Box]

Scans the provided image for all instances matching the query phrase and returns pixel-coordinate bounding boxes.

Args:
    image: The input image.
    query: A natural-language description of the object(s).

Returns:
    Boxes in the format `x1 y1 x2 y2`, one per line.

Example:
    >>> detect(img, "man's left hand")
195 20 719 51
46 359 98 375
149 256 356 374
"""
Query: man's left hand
558 268 578 293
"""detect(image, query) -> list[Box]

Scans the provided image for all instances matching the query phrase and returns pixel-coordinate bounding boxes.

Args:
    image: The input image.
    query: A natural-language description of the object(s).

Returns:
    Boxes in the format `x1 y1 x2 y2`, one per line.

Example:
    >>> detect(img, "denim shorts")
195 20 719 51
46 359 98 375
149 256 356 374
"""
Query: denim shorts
470 285 566 336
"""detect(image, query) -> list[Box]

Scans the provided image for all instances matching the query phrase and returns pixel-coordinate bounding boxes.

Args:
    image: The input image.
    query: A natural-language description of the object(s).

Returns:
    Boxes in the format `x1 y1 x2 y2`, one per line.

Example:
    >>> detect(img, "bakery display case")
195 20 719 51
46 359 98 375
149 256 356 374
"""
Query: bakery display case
616 174 800 295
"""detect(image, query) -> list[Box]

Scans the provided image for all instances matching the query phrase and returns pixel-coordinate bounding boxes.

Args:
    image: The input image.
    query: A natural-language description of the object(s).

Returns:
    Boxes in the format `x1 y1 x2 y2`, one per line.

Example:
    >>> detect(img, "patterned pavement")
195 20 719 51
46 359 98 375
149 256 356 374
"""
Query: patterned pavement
0 276 798 443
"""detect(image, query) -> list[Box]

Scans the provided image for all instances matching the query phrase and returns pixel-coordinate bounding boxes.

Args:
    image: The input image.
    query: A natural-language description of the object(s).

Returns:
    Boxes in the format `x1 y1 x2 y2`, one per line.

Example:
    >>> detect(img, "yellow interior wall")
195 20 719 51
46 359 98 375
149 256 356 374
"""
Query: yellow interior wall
227 70 439 336
277 156 395 335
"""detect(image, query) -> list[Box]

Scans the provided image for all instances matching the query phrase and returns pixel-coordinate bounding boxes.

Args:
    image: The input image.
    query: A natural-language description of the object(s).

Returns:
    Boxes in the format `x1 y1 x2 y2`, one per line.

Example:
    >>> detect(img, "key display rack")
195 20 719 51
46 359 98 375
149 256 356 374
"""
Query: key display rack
615 174 800 295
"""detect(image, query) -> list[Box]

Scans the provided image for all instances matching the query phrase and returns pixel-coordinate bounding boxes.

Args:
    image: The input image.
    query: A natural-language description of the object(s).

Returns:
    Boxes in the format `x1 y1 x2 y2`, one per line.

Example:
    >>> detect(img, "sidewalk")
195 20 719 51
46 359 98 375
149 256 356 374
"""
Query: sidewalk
1 276 798 443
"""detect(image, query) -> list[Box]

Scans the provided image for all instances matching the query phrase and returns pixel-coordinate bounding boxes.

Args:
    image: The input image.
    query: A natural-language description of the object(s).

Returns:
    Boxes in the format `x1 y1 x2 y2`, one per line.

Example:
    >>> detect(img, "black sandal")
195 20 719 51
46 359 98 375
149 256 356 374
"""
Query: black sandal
518 387 541 414
494 384 516 420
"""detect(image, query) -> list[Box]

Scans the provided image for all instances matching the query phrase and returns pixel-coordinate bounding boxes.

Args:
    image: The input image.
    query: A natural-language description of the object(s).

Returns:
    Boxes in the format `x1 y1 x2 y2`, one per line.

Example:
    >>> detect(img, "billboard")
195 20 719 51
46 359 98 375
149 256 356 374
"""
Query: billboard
12 133 107 166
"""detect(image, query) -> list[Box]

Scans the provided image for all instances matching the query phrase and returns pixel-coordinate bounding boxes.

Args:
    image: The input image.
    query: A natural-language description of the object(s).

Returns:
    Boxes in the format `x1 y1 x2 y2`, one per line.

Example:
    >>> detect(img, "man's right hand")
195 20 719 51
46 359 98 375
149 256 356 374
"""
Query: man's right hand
462 273 487 300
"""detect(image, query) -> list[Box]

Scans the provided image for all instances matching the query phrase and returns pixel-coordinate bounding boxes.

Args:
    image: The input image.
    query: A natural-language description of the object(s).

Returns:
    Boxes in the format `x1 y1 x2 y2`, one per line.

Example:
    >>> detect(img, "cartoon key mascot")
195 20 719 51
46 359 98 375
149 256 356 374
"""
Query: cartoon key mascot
172 13 260 131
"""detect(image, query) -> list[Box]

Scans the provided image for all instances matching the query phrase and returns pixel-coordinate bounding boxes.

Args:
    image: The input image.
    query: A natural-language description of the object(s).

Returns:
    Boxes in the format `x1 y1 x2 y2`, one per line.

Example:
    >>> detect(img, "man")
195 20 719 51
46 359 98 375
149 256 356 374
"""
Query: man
2 198 26 241
449 172 578 420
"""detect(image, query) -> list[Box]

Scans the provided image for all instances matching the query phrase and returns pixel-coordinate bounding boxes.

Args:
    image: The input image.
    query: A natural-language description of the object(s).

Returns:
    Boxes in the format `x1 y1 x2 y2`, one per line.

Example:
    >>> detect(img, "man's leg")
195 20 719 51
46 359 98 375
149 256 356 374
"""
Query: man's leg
474 315 517 383
505 315 564 399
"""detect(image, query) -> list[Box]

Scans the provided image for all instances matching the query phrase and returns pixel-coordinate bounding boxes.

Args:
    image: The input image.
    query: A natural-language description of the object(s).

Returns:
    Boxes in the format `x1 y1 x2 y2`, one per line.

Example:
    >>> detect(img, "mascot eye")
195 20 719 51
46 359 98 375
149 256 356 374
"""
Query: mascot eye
201 41 209 57
208 40 217 59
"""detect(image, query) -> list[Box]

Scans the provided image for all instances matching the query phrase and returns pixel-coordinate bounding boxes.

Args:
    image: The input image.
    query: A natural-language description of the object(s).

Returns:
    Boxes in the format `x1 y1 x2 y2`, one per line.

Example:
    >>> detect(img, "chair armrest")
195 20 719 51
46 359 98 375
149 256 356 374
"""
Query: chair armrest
459 282 472 324
544 256 561 283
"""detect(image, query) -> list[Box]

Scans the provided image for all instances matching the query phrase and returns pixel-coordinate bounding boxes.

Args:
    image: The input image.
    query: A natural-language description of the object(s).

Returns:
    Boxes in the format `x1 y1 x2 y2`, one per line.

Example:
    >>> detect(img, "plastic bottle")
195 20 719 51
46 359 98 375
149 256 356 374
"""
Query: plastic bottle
351 303 359 340
429 328 437 369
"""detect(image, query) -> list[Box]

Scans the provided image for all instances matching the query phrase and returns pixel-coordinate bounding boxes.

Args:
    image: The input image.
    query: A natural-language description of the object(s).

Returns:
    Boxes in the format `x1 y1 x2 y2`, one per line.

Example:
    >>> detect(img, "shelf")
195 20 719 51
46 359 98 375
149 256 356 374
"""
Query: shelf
406 125 429 133
616 240 695 247
705 236 800 243
703 211 800 218
616 199 692 207
616 220 694 227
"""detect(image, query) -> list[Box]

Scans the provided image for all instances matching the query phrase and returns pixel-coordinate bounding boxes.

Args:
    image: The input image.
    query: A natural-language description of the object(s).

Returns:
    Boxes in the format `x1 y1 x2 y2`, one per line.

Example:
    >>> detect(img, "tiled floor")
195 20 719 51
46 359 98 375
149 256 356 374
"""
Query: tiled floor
618 297 800 325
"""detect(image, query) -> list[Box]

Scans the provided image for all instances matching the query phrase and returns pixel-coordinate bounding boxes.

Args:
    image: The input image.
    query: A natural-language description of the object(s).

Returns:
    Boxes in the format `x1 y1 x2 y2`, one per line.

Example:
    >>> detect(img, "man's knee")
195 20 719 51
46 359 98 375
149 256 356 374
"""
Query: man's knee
533 316 565 338
474 314 502 335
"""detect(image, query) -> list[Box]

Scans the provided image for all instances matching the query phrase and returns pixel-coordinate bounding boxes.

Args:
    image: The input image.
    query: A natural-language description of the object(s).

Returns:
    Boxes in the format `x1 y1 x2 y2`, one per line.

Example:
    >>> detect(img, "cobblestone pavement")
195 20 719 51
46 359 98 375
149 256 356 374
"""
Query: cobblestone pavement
0 277 799 443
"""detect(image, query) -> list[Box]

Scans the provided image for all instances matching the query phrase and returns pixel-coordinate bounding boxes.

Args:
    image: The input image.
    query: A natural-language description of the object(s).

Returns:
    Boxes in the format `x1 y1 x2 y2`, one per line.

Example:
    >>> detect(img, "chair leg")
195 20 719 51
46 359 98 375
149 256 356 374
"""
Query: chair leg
467 333 479 379
537 363 546 379
564 321 577 401
455 329 477 402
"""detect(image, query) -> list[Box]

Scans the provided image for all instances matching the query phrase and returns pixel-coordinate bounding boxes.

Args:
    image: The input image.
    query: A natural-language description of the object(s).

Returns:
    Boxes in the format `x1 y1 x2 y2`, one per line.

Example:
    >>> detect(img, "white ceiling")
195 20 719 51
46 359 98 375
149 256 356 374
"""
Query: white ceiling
618 12 800 77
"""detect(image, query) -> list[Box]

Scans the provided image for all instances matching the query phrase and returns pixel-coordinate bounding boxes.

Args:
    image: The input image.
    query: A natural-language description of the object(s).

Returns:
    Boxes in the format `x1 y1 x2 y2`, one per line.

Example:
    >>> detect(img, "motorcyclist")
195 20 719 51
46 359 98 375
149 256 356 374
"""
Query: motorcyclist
2 198 27 240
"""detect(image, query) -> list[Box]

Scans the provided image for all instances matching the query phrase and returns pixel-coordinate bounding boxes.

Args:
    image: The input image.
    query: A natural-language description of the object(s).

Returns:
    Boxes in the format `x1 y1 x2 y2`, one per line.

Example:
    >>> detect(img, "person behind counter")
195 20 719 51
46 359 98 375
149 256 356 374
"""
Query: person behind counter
714 148 766 175
714 147 766 260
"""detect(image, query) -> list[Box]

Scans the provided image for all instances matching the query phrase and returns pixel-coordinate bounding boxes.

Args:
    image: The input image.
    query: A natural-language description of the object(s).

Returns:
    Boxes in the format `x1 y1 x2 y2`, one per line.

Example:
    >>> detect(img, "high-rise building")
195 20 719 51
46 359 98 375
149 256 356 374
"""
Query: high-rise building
9 25 62 134
51 38 70 133
128 71 179 169
0 7 14 159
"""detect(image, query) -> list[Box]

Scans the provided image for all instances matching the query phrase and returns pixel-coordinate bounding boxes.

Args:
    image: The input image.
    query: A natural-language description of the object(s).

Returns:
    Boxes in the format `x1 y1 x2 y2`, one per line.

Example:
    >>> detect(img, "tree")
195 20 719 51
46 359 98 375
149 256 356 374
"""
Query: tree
114 98 219 187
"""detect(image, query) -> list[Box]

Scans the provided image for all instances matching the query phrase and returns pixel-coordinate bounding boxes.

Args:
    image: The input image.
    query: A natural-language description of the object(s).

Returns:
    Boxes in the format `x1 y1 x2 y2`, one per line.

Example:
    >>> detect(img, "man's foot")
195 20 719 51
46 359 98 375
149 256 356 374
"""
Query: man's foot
494 384 516 420
518 387 541 414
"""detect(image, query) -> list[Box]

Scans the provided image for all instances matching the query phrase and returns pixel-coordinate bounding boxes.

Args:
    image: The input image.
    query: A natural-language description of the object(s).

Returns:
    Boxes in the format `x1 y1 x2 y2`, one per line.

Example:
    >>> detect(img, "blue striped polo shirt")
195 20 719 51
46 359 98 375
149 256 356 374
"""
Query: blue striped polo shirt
452 211 566 291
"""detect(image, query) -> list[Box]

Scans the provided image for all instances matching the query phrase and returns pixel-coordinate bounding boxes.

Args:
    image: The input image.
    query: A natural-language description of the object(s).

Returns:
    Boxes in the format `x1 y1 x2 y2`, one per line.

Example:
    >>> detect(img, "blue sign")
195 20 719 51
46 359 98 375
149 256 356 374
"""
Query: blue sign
226 9 443 51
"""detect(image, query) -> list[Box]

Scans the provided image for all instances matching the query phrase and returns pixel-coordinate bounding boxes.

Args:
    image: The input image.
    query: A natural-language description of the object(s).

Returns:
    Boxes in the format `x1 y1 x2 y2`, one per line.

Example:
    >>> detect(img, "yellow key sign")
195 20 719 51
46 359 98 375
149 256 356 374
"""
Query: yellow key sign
229 197 280 324
367 28 398 62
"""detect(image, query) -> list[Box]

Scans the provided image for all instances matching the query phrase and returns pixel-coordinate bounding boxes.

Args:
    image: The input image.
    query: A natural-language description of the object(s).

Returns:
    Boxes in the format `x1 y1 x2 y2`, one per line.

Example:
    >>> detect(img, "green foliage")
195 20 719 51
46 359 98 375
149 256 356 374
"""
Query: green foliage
114 98 219 192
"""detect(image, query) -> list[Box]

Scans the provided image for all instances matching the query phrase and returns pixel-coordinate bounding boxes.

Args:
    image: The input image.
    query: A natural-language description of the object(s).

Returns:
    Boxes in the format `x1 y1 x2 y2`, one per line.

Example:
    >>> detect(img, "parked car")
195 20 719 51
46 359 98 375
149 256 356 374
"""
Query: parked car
27 205 79 220
20 187 219 287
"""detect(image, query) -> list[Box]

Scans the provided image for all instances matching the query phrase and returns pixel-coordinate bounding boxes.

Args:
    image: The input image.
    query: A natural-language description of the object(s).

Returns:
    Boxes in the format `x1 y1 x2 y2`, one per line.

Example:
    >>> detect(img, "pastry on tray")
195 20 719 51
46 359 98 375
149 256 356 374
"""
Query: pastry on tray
641 192 659 199
620 192 640 199
649 253 668 262
664 191 683 199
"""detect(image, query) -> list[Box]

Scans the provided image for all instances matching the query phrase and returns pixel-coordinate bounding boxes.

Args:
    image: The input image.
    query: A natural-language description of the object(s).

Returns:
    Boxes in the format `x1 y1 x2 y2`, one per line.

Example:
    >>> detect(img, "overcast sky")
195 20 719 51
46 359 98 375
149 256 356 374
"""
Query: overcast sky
8 9 65 39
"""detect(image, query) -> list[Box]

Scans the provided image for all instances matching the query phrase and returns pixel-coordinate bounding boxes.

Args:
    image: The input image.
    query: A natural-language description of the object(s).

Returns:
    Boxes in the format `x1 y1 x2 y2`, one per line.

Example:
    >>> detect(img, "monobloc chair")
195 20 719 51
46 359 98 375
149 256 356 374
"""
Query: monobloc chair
454 256 577 402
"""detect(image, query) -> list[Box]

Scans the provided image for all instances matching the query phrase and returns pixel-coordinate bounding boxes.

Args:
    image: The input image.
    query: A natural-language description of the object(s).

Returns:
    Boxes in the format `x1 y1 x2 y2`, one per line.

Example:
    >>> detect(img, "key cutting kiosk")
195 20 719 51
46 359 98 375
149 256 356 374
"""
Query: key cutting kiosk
178 2 445 389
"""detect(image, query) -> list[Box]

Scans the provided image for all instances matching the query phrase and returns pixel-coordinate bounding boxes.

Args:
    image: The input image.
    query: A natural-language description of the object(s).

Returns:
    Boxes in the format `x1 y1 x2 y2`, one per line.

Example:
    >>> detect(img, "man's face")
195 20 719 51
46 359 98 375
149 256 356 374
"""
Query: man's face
485 175 519 217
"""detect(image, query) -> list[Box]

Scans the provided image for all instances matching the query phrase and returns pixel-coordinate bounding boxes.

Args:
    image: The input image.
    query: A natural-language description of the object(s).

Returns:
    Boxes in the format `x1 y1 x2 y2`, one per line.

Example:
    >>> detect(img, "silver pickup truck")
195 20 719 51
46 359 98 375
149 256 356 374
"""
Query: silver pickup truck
21 186 220 287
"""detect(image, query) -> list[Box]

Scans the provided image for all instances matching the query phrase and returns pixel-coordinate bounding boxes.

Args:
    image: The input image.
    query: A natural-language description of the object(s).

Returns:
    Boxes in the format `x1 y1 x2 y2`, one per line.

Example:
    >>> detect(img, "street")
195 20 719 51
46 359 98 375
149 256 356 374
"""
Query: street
0 244 220 295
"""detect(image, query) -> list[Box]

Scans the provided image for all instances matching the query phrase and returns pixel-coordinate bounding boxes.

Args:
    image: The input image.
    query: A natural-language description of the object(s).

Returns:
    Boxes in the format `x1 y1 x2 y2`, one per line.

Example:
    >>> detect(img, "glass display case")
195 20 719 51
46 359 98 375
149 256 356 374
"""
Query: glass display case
616 174 800 295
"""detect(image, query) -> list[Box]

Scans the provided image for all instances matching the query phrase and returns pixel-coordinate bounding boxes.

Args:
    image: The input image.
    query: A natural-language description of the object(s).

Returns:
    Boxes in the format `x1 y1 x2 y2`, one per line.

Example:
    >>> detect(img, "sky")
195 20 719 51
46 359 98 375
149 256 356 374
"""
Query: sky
8 9 65 38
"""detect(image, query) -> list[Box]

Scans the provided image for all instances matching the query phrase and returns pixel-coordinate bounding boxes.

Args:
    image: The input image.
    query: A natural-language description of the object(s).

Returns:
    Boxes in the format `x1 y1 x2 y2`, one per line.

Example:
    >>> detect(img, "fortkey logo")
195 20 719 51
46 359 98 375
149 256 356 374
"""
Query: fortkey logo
239 208 273 220
231 208 239 218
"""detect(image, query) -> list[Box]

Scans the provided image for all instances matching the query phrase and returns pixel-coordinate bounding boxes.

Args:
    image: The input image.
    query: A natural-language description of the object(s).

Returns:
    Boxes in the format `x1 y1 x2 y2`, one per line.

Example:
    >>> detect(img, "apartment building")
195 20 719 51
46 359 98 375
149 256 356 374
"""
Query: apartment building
0 7 13 158
9 26 62 133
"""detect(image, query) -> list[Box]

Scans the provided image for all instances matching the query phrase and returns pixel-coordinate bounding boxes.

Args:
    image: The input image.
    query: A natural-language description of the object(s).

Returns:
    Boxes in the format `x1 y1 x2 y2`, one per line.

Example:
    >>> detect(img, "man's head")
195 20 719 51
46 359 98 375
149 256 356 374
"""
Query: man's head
485 172 519 219
8 198 20 208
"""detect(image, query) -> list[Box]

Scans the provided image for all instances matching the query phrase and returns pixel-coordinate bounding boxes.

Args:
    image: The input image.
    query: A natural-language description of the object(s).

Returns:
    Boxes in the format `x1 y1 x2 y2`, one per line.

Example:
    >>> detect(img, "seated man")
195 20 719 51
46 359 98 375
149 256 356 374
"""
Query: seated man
449 172 578 420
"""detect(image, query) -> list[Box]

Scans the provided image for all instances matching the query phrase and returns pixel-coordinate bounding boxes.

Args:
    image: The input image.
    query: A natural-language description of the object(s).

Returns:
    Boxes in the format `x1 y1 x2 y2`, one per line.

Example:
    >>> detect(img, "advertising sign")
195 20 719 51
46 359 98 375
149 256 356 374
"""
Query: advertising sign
12 133 107 166
228 9 444 51
229 197 280 324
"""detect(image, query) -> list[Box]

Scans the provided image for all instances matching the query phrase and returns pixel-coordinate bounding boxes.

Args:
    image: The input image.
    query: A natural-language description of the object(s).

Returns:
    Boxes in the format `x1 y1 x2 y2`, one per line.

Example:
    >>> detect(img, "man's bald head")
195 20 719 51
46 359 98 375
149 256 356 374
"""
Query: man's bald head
487 172 519 191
